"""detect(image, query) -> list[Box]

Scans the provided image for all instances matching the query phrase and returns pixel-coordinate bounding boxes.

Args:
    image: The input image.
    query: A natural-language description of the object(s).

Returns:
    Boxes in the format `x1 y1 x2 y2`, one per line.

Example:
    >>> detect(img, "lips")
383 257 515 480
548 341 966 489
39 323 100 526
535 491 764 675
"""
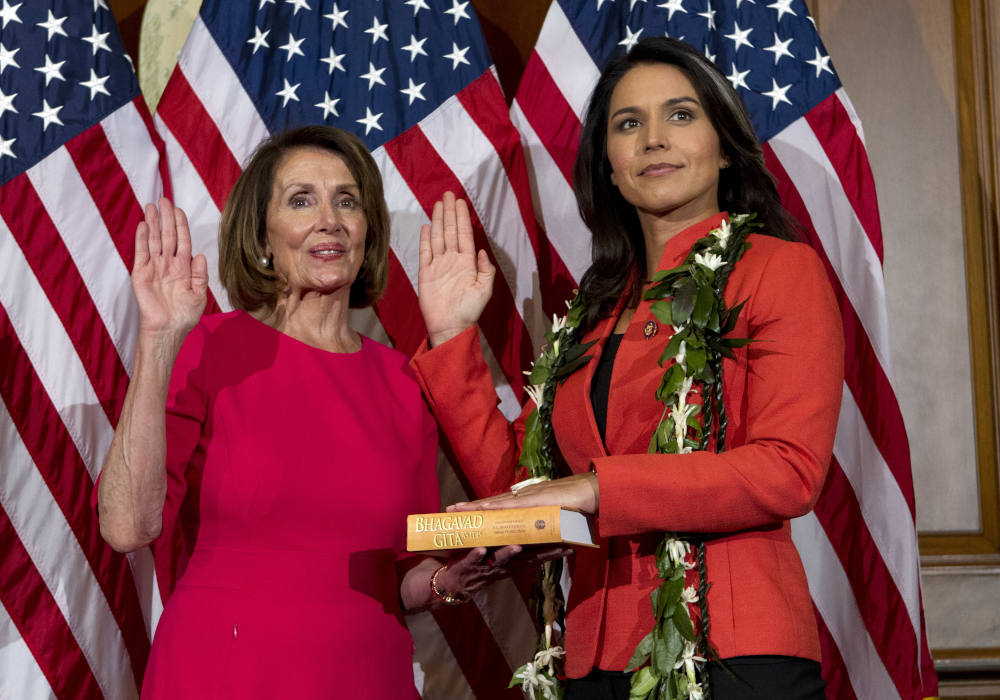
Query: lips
639 162 681 176
309 242 346 258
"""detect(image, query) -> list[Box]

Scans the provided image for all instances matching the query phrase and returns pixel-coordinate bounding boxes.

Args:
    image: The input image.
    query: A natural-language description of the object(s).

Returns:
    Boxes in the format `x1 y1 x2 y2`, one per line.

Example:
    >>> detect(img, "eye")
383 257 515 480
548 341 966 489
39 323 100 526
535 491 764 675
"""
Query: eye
337 196 359 209
290 194 310 208
668 109 695 122
615 117 641 132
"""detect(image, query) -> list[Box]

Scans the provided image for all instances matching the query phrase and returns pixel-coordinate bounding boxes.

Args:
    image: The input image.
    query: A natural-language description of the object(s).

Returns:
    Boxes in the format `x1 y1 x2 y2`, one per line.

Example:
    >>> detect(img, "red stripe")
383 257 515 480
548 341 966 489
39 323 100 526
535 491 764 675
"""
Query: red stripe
803 94 884 262
374 249 427 358
64 122 223 327
157 66 243 212
814 607 859 700
516 52 582 189
64 124 139 270
0 175 129 426
813 461 922 698
764 145 916 515
383 126 532 394
131 96 175 203
0 305 150 688
456 72 578 317
0 506 104 700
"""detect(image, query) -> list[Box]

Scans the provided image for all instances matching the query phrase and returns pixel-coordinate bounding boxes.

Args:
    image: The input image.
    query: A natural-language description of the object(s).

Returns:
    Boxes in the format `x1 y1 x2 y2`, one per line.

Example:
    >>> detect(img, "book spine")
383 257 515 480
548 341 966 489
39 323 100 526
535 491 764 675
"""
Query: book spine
406 506 564 551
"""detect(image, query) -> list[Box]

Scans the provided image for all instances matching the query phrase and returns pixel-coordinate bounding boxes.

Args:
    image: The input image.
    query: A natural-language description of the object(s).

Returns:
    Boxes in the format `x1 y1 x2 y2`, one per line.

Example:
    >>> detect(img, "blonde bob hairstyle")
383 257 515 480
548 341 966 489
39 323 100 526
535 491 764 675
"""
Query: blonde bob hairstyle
218 125 390 312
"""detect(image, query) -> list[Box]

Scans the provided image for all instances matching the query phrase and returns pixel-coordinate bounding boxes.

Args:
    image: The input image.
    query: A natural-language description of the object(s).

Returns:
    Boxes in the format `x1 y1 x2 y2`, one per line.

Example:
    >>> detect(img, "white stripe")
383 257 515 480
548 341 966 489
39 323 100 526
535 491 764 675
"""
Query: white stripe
177 16 269 166
125 547 164 639
791 512 901 700
26 149 138 371
835 88 866 147
472 580 537 672
0 600 56 700
349 307 392 347
833 386 922 641
768 118 893 376
373 146 426 290
155 118 231 311
101 100 165 213
0 221 112 477
510 101 590 282
534 2 600 120
406 611 477 700
0 401 137 700
418 101 548 346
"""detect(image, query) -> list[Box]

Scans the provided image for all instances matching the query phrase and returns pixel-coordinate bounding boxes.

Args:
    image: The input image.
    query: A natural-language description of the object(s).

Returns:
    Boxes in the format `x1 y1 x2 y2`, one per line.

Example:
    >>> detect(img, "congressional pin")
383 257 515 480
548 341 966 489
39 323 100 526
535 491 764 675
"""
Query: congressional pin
642 320 658 339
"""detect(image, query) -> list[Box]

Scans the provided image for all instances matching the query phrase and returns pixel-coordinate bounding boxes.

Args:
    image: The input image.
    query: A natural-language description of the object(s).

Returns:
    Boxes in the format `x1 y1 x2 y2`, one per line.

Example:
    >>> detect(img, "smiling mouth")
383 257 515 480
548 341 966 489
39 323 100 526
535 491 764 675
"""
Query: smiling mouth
640 163 681 176
309 244 346 258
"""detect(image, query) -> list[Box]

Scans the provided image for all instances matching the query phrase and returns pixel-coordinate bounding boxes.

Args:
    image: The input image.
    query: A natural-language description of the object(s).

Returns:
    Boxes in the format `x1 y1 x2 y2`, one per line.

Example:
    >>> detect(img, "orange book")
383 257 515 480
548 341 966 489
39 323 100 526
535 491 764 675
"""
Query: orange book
406 505 596 551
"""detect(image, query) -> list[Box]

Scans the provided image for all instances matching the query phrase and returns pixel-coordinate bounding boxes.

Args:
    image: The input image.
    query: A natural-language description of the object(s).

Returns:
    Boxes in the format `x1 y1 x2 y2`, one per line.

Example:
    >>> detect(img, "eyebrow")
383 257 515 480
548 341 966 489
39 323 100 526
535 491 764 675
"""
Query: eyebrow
610 96 701 120
280 182 360 193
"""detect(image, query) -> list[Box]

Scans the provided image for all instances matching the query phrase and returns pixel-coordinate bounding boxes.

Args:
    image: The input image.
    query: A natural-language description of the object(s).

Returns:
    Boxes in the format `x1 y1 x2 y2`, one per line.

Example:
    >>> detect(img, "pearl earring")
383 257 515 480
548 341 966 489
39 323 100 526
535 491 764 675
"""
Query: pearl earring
260 255 271 267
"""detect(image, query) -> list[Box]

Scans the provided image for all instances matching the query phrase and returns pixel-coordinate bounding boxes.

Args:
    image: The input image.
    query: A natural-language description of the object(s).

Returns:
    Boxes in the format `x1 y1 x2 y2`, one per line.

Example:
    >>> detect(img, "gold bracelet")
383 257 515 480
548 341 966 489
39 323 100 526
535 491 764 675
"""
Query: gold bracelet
430 565 469 605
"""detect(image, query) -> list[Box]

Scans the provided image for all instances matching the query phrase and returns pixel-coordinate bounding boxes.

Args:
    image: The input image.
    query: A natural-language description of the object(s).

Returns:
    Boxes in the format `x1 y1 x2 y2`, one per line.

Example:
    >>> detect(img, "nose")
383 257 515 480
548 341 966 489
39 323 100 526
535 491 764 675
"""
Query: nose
643 121 667 152
315 200 339 231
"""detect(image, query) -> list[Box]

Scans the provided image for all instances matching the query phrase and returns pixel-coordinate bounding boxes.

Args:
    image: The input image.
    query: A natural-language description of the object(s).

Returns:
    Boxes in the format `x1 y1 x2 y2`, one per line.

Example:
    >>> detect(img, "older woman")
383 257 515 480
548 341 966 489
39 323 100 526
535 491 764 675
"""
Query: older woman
413 39 844 700
97 126 522 698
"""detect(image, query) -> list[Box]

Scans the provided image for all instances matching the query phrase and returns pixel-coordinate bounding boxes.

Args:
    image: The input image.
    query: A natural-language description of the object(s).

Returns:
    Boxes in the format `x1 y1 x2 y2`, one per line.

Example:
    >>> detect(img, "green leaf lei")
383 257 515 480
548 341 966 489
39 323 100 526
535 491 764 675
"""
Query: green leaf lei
510 214 759 700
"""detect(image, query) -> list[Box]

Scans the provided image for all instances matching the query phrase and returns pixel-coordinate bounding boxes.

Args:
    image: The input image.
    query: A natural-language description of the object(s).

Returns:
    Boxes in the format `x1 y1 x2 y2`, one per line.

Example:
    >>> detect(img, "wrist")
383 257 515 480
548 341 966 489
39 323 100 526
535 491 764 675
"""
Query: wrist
427 325 472 348
430 564 469 605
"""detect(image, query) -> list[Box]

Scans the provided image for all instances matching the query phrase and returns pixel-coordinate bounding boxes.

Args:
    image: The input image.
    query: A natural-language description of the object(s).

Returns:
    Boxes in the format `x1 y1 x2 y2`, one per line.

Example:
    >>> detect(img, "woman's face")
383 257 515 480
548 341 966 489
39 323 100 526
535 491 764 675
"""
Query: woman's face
605 62 725 224
264 147 367 299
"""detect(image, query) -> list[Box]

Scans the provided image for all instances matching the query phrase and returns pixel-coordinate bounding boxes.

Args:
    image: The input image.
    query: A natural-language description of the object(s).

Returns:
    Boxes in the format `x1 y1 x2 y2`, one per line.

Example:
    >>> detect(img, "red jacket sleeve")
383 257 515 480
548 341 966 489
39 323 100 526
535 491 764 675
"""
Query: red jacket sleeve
410 327 531 500
595 242 844 536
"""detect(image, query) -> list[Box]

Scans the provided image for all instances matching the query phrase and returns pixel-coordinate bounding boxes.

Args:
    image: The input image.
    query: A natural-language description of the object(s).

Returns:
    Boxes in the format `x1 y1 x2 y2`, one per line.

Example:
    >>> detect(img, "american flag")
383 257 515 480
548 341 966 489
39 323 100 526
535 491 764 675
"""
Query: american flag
153 1 558 698
0 0 168 698
0 1 940 699
511 1 938 699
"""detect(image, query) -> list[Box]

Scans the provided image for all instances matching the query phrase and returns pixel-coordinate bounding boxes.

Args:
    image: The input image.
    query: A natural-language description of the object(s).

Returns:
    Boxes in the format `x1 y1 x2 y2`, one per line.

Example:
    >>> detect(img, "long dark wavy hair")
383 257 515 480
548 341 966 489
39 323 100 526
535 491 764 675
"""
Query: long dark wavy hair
573 37 800 333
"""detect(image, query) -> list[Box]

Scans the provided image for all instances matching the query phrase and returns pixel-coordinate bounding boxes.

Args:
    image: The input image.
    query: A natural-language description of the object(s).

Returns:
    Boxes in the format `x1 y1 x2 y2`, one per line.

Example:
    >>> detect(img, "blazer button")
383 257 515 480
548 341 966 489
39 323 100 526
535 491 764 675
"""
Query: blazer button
233 623 238 640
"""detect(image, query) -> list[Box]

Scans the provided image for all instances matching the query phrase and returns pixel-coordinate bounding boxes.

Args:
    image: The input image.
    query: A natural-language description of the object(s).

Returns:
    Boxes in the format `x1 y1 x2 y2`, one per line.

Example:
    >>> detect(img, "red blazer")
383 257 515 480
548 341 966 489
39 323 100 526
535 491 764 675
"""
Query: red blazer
411 213 844 678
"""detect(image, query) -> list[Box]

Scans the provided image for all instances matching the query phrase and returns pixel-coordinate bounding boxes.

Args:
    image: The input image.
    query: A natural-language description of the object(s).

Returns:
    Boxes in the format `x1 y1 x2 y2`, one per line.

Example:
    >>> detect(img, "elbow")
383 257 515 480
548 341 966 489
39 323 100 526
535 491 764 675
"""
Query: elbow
99 515 161 553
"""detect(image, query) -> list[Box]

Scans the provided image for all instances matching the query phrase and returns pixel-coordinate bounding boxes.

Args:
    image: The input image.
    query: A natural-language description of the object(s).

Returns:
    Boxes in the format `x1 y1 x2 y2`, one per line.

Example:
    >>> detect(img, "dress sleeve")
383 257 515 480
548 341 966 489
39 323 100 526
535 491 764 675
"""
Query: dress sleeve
409 326 532 499
154 323 210 590
595 242 845 537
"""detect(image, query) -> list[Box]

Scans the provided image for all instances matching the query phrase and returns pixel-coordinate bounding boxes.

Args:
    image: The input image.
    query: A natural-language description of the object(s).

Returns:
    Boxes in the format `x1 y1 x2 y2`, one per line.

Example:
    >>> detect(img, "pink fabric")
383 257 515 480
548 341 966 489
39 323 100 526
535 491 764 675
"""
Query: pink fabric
142 310 438 699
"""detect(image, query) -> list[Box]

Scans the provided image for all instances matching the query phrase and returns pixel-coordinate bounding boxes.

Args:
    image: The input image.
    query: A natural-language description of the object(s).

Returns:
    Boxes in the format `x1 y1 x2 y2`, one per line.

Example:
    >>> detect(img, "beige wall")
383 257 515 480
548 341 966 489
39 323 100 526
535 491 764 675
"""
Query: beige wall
814 0 1000 677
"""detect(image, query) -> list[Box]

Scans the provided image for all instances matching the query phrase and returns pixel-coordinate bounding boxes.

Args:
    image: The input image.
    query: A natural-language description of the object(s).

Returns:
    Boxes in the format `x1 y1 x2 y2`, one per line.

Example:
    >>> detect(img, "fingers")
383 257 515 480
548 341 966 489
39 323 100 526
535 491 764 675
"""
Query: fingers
429 200 444 257
418 223 432 268
174 205 192 260
490 545 523 568
133 221 150 273
158 197 177 258
191 254 209 297
477 249 496 281
442 191 459 253
455 197 474 254
145 202 161 257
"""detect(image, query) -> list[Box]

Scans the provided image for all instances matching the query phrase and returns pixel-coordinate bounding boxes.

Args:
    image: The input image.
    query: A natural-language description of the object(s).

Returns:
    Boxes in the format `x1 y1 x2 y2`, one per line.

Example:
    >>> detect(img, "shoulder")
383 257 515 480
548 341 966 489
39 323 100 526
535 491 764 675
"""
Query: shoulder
360 335 420 382
734 234 828 291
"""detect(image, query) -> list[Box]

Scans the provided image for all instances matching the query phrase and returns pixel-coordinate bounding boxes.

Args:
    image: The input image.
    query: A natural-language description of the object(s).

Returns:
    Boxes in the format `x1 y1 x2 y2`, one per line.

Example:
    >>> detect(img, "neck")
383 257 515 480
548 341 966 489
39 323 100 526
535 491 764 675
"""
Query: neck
254 289 360 353
638 206 721 280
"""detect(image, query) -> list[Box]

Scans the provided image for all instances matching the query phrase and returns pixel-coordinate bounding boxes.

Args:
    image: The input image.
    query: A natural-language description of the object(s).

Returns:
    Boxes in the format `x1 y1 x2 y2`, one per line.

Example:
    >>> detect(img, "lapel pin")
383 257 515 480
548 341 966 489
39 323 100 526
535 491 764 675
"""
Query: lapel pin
642 320 658 339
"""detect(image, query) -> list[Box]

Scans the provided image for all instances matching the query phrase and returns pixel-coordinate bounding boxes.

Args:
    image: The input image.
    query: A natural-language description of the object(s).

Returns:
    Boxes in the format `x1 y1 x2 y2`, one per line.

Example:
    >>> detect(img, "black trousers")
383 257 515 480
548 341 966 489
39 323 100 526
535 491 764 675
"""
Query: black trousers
565 656 826 700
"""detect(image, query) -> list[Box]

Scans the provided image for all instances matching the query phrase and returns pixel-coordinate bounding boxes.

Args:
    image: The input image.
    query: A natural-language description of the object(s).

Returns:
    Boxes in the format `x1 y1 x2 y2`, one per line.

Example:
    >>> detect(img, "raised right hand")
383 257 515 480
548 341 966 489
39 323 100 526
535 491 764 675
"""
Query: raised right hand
418 191 496 347
131 198 208 339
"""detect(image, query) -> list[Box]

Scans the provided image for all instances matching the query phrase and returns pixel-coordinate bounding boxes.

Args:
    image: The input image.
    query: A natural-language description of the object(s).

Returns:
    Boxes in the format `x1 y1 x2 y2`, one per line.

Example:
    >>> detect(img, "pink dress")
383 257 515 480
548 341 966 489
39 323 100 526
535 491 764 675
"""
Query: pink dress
141 310 438 699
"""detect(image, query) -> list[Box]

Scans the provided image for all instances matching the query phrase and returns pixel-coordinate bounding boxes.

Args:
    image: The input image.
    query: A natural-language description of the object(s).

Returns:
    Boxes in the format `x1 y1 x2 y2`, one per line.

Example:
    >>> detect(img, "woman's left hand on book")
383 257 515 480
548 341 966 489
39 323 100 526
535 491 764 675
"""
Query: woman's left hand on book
447 472 599 516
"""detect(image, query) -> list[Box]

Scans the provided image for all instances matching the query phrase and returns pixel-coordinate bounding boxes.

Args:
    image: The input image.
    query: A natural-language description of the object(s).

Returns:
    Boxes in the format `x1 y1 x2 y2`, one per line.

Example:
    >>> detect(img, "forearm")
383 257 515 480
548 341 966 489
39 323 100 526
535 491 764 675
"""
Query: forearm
97 330 185 552
399 557 449 612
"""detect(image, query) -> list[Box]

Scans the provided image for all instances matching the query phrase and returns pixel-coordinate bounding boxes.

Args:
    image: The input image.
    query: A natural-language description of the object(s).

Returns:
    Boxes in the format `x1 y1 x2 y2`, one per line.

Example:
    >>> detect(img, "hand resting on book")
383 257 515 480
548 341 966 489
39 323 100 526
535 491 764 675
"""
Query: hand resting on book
447 472 599 516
